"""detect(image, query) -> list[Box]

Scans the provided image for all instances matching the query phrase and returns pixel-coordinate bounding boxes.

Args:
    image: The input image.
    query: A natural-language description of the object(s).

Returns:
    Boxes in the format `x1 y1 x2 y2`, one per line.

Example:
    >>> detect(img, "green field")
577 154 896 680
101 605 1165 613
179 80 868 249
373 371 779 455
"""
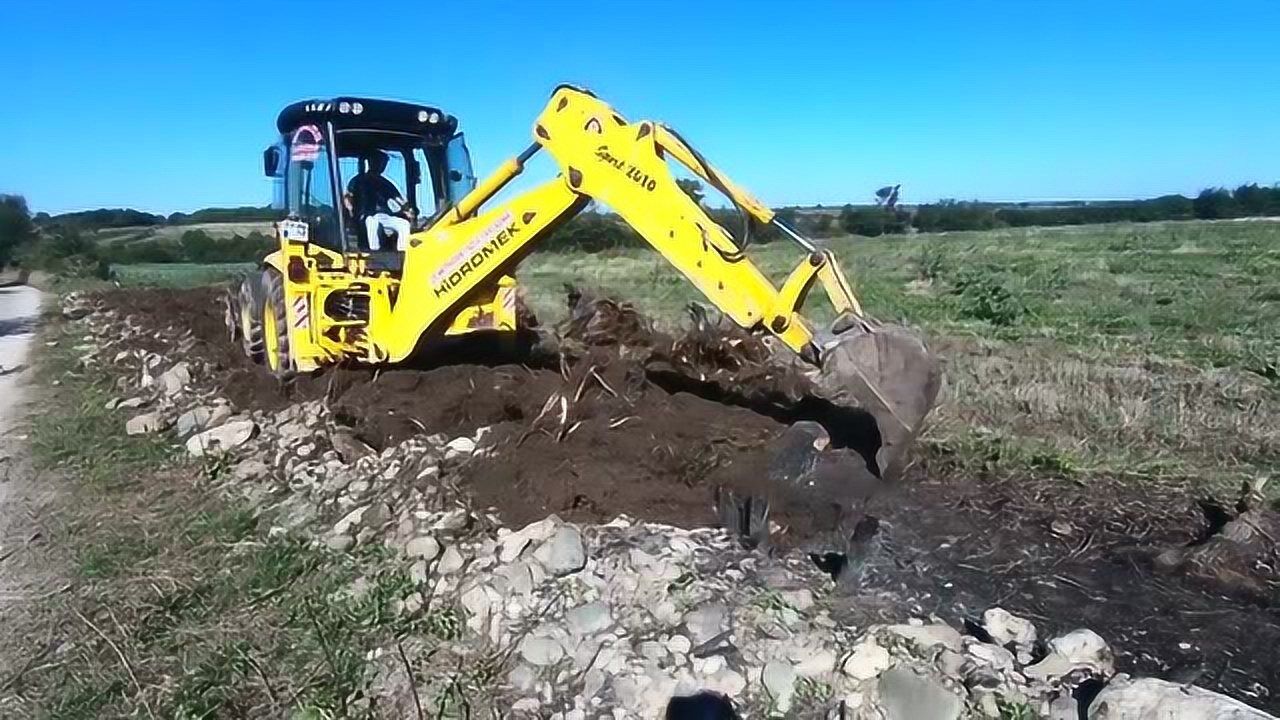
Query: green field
93 221 273 246
116 218 1280 494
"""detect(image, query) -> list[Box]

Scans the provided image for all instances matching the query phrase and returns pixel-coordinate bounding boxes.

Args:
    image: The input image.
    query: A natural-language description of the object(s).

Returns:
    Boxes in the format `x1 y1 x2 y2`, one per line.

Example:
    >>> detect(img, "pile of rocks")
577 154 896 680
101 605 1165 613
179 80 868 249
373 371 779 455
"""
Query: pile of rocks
58 292 1276 719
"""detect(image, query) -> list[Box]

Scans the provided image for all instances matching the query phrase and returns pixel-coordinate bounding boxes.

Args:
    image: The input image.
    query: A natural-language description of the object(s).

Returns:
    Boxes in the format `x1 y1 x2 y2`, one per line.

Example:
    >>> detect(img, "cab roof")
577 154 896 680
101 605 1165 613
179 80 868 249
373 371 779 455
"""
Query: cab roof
276 97 459 137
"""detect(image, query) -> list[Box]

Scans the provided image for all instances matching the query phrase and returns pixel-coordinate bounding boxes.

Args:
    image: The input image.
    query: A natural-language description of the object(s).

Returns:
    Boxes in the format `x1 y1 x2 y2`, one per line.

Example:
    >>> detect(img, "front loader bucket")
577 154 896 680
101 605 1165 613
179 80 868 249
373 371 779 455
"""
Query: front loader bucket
809 320 942 482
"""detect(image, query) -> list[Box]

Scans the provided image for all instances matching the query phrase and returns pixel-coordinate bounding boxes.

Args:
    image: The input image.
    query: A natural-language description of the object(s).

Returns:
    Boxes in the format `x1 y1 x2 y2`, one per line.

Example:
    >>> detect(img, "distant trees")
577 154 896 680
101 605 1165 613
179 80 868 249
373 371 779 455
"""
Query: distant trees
102 231 276 265
0 195 35 266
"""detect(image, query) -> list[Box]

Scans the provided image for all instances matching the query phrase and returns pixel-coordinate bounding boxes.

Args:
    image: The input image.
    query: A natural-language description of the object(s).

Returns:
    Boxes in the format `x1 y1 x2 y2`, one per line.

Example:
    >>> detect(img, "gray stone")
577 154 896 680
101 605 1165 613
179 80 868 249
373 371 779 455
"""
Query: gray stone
843 637 892 680
518 635 564 667
666 634 692 656
176 405 232 437
437 545 465 574
762 661 796 713
1089 676 1275 720
125 412 167 435
507 664 538 692
683 604 729 645
186 420 256 457
884 622 964 653
405 535 440 561
231 457 269 481
879 666 963 720
566 601 612 637
511 698 540 713
444 436 476 460
1025 629 1114 681
159 362 192 395
983 607 1037 650
329 429 374 463
326 534 354 552
534 525 586 576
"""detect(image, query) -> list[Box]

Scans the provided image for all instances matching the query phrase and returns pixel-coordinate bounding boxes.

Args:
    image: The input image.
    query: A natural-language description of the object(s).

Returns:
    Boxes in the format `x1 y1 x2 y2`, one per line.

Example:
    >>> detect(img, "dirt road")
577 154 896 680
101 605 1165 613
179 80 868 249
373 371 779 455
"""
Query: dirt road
0 283 43 437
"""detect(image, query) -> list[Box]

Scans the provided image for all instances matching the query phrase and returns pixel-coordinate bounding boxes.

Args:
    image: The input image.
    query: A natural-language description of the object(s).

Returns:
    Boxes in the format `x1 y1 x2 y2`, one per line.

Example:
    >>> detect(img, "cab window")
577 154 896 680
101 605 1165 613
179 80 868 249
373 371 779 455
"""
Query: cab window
286 124 341 251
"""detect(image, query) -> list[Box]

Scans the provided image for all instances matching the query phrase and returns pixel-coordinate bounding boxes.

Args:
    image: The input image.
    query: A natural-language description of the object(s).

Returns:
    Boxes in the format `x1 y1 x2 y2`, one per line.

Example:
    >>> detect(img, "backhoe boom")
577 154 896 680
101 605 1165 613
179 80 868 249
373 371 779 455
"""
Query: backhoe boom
382 85 863 364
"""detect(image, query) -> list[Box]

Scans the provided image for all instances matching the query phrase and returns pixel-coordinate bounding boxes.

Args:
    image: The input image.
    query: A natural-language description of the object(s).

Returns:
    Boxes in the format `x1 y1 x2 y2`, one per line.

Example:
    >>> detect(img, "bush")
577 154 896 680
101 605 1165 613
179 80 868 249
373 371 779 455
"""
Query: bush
1 194 35 266
950 268 1024 326
20 227 111 279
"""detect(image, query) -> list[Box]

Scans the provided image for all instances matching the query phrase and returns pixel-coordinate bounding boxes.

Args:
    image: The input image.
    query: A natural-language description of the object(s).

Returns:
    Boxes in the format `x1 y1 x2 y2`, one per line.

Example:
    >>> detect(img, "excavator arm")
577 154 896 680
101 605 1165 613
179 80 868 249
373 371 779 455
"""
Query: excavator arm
382 85 866 364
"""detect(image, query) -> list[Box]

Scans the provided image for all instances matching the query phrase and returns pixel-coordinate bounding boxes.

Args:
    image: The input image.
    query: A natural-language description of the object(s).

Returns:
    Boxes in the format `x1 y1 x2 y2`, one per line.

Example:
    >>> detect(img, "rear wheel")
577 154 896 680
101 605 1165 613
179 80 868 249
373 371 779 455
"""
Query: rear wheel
260 269 295 379
236 275 265 363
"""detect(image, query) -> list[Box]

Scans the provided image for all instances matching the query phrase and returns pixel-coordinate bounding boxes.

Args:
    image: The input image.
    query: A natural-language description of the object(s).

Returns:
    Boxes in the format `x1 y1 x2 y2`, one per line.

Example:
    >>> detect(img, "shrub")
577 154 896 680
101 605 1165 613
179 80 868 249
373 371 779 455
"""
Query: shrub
950 267 1024 326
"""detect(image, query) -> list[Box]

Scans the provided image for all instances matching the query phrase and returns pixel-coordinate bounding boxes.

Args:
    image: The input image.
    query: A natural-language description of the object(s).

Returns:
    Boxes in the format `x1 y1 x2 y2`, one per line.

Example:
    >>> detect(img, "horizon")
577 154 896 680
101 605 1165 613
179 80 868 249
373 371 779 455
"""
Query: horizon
3 0 1278 215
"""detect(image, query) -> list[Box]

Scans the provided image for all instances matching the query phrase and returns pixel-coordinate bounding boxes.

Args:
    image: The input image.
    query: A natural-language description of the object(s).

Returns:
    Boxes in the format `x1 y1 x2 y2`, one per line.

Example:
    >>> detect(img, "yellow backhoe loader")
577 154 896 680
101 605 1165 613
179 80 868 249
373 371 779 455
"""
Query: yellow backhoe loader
227 85 940 481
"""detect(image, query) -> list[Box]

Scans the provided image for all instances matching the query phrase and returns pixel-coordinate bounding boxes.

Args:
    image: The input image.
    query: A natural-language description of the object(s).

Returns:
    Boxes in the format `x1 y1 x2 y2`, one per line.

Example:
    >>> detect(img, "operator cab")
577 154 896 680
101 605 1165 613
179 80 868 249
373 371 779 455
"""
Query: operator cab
263 97 478 271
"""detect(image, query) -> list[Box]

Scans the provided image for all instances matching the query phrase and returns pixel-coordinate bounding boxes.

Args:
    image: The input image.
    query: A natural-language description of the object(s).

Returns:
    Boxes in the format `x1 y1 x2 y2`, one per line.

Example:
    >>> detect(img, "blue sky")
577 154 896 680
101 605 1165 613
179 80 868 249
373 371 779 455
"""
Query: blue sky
2 0 1277 215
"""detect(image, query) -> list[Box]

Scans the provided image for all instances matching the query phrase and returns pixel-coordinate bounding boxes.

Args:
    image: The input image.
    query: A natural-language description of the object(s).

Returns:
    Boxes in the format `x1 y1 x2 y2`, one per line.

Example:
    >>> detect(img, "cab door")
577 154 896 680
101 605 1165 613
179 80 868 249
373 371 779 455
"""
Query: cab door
285 123 344 253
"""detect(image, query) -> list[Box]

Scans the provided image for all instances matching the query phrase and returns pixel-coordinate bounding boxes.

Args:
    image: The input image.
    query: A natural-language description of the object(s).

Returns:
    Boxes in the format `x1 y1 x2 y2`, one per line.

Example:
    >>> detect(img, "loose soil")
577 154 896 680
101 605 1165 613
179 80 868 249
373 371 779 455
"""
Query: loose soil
92 285 1279 711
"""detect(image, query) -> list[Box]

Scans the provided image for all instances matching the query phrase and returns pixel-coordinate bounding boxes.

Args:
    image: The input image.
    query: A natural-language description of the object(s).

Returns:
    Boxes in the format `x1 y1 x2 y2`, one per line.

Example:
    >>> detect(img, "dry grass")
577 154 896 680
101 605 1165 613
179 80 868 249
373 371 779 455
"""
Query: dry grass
1 322 467 719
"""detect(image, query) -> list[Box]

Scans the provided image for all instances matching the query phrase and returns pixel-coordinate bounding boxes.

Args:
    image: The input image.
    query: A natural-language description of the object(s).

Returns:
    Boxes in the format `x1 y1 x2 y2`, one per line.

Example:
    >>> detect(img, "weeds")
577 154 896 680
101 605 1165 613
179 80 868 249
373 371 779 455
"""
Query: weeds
7 323 440 719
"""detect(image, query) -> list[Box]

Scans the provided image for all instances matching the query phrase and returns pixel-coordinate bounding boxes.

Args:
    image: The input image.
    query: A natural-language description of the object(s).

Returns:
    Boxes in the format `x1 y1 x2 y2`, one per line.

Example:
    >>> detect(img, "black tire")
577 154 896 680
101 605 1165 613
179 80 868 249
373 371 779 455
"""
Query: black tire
259 269 295 379
237 275 265 363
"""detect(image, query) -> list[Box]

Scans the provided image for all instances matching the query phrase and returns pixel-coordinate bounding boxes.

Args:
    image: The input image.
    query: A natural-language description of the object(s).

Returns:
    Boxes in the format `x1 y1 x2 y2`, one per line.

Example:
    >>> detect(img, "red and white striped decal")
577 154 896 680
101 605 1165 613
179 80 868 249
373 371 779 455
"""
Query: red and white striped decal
292 297 310 330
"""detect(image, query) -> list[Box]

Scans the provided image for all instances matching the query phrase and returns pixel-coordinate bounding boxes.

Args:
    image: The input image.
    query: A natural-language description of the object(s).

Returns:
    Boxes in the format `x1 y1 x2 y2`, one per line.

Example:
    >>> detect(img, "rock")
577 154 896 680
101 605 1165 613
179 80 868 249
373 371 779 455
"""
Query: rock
518 635 564 667
1024 629 1114 681
666 634 693 656
843 637 893 680
333 505 372 536
326 534 354 552
683 604 729 645
884 622 965 654
125 412 167 435
176 405 232 437
983 607 1037 650
878 666 963 720
511 697 540 713
507 664 538 692
437 545 465 574
405 535 440 561
795 648 837 677
186 420 256 457
761 661 796 713
533 525 586 576
566 602 612 637
329 429 374 463
158 362 192 395
444 436 476 460
232 457 269 481
1089 676 1275 719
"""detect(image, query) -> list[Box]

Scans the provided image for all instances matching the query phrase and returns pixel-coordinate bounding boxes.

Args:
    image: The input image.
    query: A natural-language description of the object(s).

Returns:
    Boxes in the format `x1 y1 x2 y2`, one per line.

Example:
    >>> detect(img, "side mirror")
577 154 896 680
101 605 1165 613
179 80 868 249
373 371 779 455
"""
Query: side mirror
406 158 422 185
449 170 463 182
263 146 283 177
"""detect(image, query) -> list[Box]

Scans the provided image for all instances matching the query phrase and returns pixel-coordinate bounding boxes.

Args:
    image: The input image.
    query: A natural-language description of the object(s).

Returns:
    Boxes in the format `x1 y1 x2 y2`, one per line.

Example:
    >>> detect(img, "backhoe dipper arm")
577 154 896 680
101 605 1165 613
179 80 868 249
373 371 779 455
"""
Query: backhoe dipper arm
385 85 864 363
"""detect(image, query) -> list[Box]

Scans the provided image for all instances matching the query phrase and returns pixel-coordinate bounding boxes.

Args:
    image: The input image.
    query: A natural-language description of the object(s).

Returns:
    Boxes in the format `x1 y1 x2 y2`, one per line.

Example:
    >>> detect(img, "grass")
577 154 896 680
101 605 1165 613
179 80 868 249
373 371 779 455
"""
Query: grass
111 262 256 288
94 222 273 246
6 323 465 718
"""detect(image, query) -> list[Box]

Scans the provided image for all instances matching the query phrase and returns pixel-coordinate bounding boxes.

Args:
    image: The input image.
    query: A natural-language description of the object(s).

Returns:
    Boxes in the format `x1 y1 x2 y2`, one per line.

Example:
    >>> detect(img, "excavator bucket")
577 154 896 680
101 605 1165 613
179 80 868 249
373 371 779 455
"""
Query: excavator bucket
808 318 942 483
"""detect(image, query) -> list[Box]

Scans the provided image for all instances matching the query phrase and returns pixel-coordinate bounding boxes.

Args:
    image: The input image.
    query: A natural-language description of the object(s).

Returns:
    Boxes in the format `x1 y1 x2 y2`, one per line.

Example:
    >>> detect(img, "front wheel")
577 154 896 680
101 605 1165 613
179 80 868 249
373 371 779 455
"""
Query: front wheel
260 269 295 379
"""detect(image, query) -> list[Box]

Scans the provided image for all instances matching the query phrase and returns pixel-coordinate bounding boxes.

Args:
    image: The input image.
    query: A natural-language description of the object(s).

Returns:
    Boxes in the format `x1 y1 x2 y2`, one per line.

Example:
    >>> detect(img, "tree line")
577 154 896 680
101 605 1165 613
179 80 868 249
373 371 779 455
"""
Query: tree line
32 205 279 229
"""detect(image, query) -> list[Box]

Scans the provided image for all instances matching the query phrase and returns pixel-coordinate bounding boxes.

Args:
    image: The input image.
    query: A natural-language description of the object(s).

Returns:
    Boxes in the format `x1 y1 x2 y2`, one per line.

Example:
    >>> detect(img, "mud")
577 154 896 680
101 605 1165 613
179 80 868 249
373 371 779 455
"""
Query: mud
91 285 1280 711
